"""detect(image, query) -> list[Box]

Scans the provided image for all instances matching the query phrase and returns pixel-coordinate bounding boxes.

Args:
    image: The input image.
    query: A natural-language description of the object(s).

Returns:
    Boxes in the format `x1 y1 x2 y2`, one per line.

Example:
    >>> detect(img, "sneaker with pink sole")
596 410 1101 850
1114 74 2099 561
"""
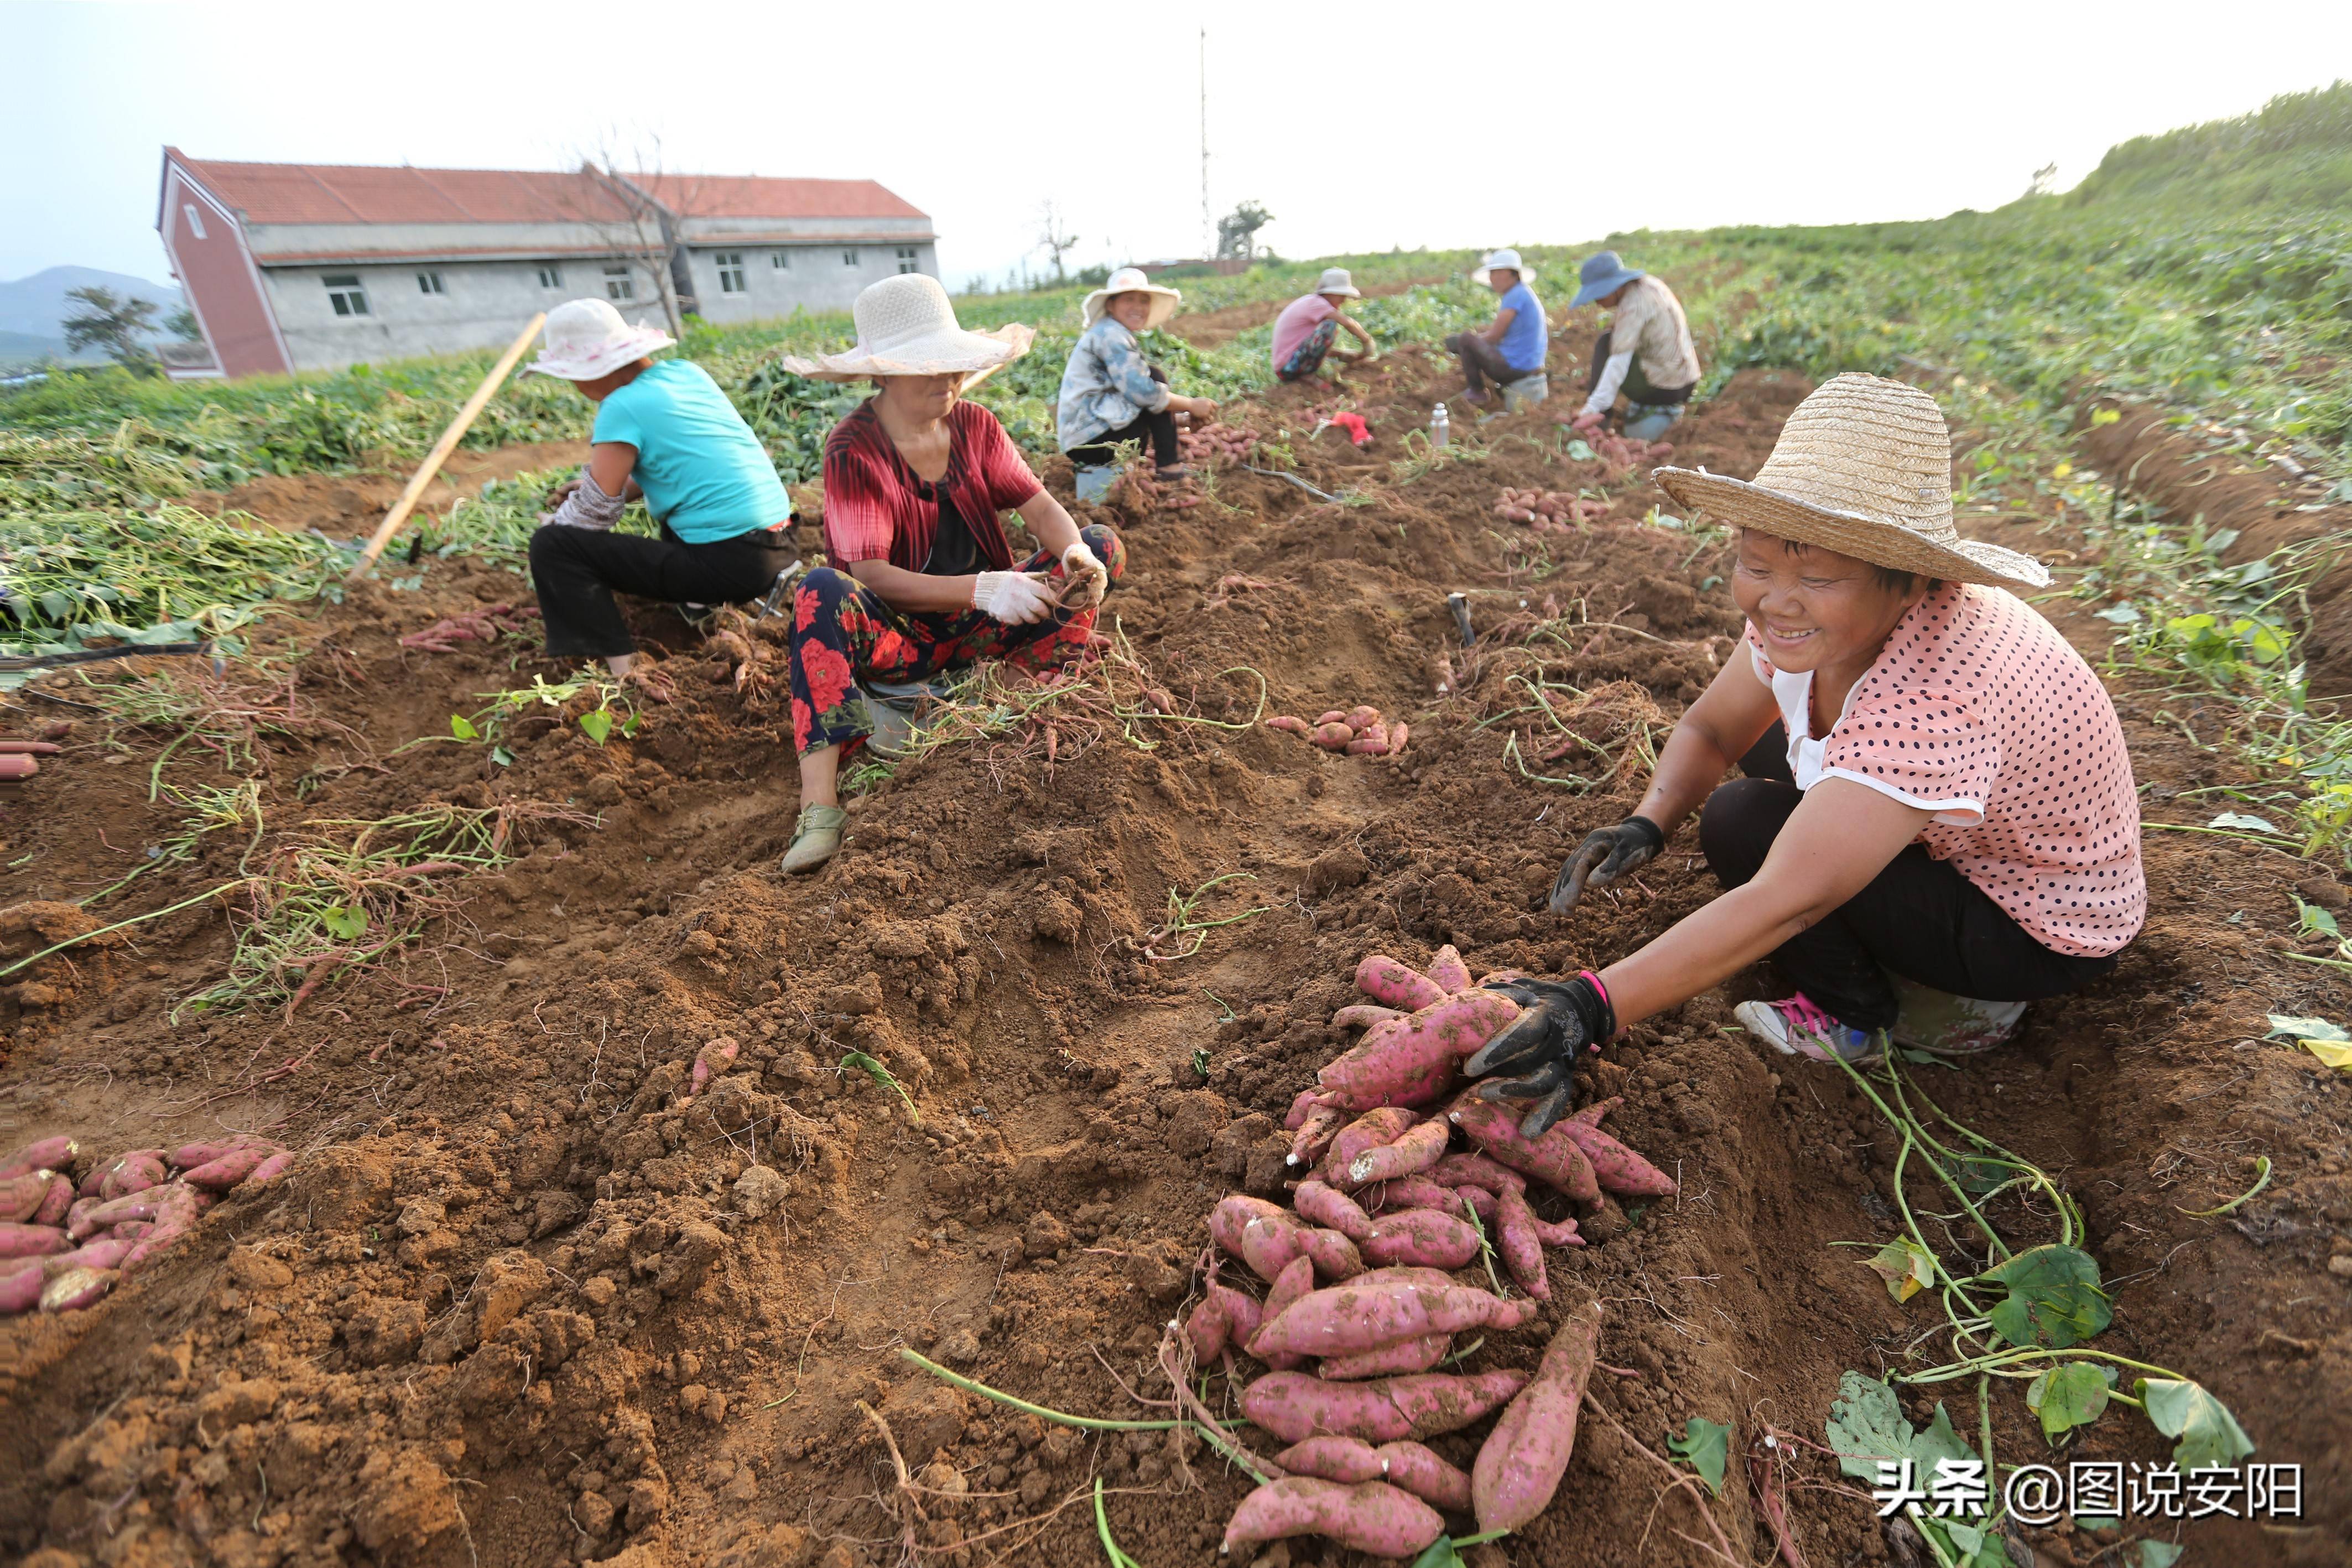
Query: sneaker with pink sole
1734 993 1882 1065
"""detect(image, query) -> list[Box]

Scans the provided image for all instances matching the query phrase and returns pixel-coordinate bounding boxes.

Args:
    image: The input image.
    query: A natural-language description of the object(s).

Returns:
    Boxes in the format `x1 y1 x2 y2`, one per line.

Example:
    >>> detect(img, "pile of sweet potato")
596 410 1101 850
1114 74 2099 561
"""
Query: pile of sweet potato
1 1134 292 1316
1179 423 1258 466
1491 488 1606 529
1184 947 1674 1557
1266 706 1409 758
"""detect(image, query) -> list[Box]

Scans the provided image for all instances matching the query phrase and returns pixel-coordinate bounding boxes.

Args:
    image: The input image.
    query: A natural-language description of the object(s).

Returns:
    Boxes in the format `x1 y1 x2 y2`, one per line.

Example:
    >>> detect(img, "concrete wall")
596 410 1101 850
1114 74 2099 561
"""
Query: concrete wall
261 258 665 371
679 241 935 323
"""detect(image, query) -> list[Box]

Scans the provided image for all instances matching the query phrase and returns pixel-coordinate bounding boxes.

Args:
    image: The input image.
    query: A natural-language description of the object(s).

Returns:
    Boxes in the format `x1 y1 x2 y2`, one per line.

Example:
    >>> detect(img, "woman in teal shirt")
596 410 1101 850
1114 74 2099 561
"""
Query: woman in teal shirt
526 299 792 683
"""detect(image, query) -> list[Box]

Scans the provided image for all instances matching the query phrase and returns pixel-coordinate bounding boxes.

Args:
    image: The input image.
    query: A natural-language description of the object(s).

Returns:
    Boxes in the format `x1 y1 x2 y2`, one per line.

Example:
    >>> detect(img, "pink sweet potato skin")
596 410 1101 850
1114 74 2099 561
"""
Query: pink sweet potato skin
0 1173 48 1223
1 1137 76 1182
45 1238 136 1275
1376 1442 1474 1511
1425 945 1474 994
1427 1153 1525 1194
1344 1118 1450 1189
1529 1212 1583 1247
1446 1095 1602 1203
1360 1208 1482 1270
183 1145 273 1192
1317 991 1522 1111
1284 1088 1321 1131
1472 1303 1602 1531
1209 1197 1365 1284
1553 1102 1678 1197
39 1265 117 1312
245 1152 294 1190
0 1222 69 1259
1333 1004 1405 1030
1495 1186 1550 1299
1287 1103 1347 1169
98 1150 170 1201
1354 955 1446 1012
1318 1332 1450 1381
1364 1175 1474 1223
1293 1180 1375 1242
1220 1477 1443 1559
1 1261 42 1315
1272 1435 1388 1484
1317 1108 1419 1185
1245 1255 1318 1371
1184 1295 1235 1363
1242 1370 1532 1445
33 1175 74 1227
1254 1276 1536 1358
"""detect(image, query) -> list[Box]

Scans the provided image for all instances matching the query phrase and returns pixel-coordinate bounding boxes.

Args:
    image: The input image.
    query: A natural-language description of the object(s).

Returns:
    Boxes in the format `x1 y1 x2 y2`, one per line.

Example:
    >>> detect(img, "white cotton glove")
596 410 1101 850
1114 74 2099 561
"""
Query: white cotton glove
1060 540 1109 610
972 570 1057 626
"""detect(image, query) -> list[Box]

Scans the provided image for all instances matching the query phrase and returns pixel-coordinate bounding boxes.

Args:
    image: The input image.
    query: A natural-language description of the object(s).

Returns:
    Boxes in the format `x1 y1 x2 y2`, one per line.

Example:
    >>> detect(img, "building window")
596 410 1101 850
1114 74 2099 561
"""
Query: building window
537 265 563 288
603 265 634 301
716 252 747 294
842 249 860 267
324 274 370 317
183 204 207 241
771 251 789 270
417 272 446 295
896 247 920 274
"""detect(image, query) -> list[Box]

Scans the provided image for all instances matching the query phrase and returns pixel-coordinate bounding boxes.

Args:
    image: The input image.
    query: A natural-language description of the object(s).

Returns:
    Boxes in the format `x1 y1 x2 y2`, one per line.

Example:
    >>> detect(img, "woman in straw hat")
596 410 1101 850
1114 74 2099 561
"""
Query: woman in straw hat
1461 374 2143 1131
1056 266 1220 478
525 297 793 690
1271 268 1379 383
772 274 1123 873
1443 248 1548 408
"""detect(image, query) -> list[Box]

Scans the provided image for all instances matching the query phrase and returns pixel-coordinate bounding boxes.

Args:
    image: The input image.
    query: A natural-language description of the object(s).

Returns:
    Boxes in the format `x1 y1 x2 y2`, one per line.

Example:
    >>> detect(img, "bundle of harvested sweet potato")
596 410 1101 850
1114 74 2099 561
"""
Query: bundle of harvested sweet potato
1179 423 1258 465
1265 705 1409 757
1 1133 292 1315
1491 488 1606 528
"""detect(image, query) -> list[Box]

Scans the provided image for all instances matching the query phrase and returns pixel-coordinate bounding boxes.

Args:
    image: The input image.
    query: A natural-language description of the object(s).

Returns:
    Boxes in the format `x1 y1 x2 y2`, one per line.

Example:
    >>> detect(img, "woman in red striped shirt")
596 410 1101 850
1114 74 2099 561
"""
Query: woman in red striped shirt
775 276 1123 873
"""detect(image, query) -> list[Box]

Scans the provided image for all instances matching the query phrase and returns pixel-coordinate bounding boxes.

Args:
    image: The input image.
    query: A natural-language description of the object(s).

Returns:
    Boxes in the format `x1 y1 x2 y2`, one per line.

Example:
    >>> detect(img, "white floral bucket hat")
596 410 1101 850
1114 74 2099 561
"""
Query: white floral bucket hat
778 274 1034 384
528 298 675 381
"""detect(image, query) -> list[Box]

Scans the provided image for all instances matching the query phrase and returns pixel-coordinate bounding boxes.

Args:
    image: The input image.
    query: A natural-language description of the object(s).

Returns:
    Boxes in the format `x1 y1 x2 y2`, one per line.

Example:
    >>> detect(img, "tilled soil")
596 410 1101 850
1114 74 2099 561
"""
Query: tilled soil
0 346 2346 1568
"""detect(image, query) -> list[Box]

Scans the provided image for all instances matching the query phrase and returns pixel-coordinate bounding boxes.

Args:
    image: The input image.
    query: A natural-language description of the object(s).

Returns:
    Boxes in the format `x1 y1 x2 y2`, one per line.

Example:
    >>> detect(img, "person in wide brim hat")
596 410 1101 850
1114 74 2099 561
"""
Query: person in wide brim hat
1452 374 2142 1133
1445 248 1549 408
1567 250 1703 442
774 273 1126 876
1271 267 1380 383
1055 266 1220 477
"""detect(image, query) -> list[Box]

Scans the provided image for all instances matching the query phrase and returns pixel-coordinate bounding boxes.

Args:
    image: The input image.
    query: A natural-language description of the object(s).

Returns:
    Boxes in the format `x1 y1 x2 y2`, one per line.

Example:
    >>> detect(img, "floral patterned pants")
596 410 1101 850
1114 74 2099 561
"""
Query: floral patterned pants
788 524 1126 757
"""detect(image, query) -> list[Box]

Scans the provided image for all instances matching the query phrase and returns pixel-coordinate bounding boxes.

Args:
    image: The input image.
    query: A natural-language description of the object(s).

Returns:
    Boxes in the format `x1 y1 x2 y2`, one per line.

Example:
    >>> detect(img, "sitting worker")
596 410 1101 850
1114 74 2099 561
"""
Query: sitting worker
1567 250 1700 441
1057 265 1219 478
776 274 1122 874
1271 267 1378 382
1443 248 1548 407
1461 375 2141 1133
527 298 793 690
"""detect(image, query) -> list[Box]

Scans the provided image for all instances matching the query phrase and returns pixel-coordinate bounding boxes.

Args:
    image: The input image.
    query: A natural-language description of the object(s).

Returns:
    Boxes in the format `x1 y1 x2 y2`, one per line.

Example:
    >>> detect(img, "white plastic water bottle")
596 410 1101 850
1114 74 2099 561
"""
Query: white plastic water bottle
1430 403 1450 449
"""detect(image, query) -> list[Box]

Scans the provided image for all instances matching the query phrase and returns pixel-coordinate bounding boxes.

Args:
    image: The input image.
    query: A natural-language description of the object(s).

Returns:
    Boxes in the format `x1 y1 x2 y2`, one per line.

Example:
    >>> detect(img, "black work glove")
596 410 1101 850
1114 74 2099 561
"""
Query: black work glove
1466 973 1617 1137
1549 815 1665 914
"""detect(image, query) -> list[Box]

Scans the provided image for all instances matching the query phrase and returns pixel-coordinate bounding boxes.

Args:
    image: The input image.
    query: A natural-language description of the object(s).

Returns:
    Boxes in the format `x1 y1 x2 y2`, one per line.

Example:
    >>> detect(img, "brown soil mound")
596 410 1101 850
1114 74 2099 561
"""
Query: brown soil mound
0 354 2344 1568
183 439 590 538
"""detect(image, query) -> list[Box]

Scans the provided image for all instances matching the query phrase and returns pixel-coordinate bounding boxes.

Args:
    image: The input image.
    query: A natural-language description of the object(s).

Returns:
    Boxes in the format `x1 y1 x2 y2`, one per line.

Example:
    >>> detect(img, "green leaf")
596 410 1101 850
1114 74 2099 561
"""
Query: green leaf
1864 1237 1938 1302
577 707 614 744
1825 1371 1976 1481
2267 1012 2349 1042
1666 1417 1730 1496
2137 1544 2184 1568
2024 1362 2115 1441
320 905 368 940
1410 1539 1468 1568
2135 1378 2255 1470
449 713 480 740
2206 810 2277 832
1566 439 1596 461
490 744 514 767
1980 1244 2112 1350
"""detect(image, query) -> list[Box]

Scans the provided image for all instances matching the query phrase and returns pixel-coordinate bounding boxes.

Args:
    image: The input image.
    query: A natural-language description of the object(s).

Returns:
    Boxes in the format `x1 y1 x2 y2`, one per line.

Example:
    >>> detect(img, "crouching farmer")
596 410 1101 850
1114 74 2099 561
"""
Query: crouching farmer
525 298 792 687
1271 268 1378 382
777 276 1123 874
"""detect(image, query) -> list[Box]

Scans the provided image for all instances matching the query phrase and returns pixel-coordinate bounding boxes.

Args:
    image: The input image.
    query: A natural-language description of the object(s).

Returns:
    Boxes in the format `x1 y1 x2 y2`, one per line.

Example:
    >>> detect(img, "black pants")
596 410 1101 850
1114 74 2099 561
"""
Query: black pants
529 522 793 659
1444 332 1539 397
1585 329 1695 407
1696 725 2119 1029
1068 364 1179 468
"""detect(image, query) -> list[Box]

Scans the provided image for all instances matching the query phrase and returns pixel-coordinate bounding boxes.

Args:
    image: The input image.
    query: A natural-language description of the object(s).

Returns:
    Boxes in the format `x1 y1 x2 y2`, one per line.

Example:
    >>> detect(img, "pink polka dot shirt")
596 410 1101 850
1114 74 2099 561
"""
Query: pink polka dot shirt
1746 582 2145 956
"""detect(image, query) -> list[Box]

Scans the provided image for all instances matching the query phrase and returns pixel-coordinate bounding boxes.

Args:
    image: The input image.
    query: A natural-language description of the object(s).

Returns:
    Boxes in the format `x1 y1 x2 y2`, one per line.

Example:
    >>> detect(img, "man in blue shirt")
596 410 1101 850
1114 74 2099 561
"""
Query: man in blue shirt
1443 248 1548 408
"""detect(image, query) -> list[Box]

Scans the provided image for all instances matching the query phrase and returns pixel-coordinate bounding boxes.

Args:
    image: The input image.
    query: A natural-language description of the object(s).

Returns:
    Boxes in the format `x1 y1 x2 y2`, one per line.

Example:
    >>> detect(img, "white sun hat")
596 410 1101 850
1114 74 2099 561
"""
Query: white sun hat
1469 248 1536 287
1652 373 2050 590
1313 267 1362 299
778 274 1035 383
528 298 675 381
1079 266 1183 330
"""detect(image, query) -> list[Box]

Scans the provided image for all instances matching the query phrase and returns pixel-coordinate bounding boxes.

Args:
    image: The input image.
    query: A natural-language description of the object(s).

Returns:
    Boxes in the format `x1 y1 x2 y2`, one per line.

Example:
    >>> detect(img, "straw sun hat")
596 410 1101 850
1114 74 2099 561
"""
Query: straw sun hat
778 274 1034 383
1652 373 2049 590
1080 266 1183 331
529 298 675 381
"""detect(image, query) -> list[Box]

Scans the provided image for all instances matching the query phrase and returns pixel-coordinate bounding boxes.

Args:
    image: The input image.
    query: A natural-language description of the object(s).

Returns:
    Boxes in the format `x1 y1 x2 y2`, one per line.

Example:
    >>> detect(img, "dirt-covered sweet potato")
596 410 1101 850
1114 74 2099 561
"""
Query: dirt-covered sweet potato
1284 1088 1321 1131
1345 706 1383 732
1344 1118 1449 1188
1318 1332 1451 1381
1252 1273 1536 1359
1555 1096 1678 1197
1472 1302 1602 1531
70 1189 168 1240
39 1266 116 1312
1376 1442 1474 1511
1 1260 43 1314
1427 1152 1525 1195
1313 722 1356 751
1360 1208 1482 1270
1185 1279 1265 1364
1364 1175 1474 1223
1317 991 1521 1111
1294 1180 1375 1242
1495 1186 1549 1300
0 1137 75 1182
1445 1095 1602 1204
44 1237 136 1275
1209 1196 1363 1284
1240 1369 1529 1444
1287 1103 1348 1169
1267 715 1313 737
1353 955 1446 1012
96 1150 170 1201
1272 1435 1388 1484
245 1152 294 1190
32 1175 73 1227
1333 1004 1405 1030
689 1036 740 1097
183 1144 277 1192
1316 1108 1419 1184
0 1222 69 1259
0 1173 50 1223
169 1138 263 1172
1425 945 1473 994
1220 1477 1443 1559
1243 1254 1318 1371
1528 1212 1583 1247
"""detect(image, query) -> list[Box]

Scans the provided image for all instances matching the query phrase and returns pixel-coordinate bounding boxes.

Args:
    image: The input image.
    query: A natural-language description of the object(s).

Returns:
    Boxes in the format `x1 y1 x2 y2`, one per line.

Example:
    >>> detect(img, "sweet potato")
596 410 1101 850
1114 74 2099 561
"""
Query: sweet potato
1346 734 1390 756
1317 991 1521 1112
1317 1108 1419 1185
1185 1279 1265 1364
45 1237 136 1275
1495 1186 1548 1300
1 1261 41 1315
0 1136 74 1182
1472 1303 1601 1531
1425 945 1473 994
109 1220 154 1241
1319 1332 1450 1381
246 1152 294 1190
1345 1118 1449 1188
1240 1369 1530 1444
0 1173 49 1223
1267 715 1313 737
183 1145 274 1192
1554 1097 1677 1197
1246 1254 1317 1370
1313 722 1356 750
1286 1102 1348 1169
0 1222 69 1259
1345 706 1382 732
1271 1435 1388 1484
1427 1152 1525 1195
1446 1095 1602 1204
1361 1207 1482 1270
690 1036 740 1098
1220 1477 1443 1559
63 1196 100 1237
1387 722 1409 757
1283 1088 1321 1131
1364 1175 1474 1223
120 1227 190 1275
1376 1442 1474 1512
1209 1196 1363 1284
1293 1180 1375 1242
40 1266 116 1312
71 1189 169 1240
1353 955 1446 1012
32 1175 73 1227
99 1150 170 1201
170 1138 261 1171
1316 710 1349 726
1528 1212 1583 1247
1332 1004 1404 1030
1253 1274 1536 1359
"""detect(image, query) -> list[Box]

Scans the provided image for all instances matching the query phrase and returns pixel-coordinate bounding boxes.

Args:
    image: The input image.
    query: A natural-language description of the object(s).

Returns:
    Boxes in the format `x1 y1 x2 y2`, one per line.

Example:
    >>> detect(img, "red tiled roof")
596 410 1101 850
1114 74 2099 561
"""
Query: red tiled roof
627 172 926 221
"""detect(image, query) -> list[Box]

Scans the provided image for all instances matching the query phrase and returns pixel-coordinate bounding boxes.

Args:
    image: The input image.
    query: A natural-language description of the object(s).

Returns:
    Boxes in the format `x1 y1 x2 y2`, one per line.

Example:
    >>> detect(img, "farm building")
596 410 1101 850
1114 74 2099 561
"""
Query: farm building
155 149 937 377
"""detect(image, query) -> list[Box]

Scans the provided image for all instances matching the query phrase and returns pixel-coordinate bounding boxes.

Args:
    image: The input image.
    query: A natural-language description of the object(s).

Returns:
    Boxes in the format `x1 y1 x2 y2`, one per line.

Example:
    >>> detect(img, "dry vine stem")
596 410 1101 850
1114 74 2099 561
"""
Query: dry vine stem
857 1399 927 1564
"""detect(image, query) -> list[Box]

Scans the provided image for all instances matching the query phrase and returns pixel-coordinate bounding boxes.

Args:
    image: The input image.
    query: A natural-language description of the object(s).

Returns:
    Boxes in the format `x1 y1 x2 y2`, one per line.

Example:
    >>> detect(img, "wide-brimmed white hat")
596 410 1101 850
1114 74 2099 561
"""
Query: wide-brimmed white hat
1652 373 2049 590
1470 248 1536 287
1313 267 1361 299
529 298 675 381
777 274 1035 383
1080 266 1182 330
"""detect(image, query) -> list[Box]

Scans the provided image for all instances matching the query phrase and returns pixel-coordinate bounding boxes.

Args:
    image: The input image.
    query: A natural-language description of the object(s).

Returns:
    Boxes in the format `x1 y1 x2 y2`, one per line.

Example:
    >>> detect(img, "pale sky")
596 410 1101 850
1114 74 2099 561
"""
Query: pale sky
7 0 2350 291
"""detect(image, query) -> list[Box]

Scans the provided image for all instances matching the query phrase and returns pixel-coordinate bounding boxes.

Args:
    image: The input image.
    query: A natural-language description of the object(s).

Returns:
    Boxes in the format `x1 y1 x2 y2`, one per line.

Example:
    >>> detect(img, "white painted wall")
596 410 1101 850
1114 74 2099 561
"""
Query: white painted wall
680 241 935 322
262 259 597 369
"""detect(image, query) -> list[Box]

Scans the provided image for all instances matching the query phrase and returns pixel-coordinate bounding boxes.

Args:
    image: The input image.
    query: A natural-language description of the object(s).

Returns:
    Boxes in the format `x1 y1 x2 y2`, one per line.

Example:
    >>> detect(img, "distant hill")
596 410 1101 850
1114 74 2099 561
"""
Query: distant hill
0 266 186 366
2066 79 2352 212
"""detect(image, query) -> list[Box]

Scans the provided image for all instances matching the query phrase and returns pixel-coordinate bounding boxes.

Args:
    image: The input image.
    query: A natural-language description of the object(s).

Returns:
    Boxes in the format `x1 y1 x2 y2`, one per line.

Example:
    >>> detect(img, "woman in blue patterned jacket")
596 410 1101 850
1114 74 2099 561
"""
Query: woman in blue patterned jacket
1056 267 1219 479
